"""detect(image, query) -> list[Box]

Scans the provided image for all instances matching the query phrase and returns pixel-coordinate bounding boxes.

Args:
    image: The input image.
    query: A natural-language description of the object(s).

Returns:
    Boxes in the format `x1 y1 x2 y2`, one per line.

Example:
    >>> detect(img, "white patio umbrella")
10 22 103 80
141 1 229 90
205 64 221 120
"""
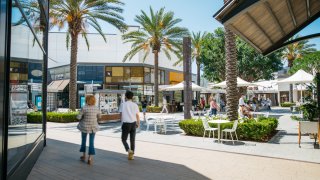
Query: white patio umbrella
210 77 256 88
277 69 314 84
277 69 314 102
161 81 205 91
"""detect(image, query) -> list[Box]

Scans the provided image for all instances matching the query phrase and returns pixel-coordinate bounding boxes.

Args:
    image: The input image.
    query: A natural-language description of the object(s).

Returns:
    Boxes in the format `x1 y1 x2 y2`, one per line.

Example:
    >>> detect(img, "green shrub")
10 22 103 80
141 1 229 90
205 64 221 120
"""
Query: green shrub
27 112 43 123
280 102 296 107
27 112 79 123
179 117 278 142
300 102 318 121
139 106 162 113
147 106 162 113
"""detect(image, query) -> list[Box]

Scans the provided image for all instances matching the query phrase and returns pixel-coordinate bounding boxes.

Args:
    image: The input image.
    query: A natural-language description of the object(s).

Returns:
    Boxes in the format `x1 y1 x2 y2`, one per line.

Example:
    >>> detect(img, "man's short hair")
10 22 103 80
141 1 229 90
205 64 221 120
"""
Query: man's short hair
125 91 134 100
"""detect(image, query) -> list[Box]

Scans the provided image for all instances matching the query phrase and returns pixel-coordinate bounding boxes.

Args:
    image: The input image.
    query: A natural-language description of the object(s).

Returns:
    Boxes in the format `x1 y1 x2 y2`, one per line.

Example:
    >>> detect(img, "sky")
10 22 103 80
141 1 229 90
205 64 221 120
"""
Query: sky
49 0 320 73
106 0 320 50
100 0 320 73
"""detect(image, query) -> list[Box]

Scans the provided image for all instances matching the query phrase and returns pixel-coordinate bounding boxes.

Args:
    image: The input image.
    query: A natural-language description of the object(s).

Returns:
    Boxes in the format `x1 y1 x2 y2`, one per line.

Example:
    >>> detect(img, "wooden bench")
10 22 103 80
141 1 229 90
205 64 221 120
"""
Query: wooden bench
99 113 121 123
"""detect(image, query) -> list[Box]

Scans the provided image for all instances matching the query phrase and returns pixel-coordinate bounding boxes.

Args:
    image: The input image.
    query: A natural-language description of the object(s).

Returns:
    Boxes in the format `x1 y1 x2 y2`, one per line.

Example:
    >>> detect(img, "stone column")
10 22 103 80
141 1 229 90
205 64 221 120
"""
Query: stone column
183 37 192 119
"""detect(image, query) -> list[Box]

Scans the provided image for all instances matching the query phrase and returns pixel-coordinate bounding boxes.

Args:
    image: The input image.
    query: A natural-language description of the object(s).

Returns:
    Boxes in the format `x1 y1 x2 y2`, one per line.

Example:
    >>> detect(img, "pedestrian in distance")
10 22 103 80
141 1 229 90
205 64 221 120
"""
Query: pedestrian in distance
119 91 140 160
141 97 148 120
77 95 101 165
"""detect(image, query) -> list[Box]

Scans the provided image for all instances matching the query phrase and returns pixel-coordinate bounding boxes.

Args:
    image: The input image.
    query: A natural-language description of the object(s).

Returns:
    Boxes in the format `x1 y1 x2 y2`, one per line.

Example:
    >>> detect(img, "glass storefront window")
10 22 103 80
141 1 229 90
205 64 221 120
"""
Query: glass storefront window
8 0 45 173
124 67 130 82
144 67 151 83
112 67 123 76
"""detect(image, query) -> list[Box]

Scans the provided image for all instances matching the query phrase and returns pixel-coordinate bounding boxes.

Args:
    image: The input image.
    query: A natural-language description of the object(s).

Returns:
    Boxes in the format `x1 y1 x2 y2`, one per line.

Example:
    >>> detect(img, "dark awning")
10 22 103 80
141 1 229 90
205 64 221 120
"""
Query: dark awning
214 0 320 55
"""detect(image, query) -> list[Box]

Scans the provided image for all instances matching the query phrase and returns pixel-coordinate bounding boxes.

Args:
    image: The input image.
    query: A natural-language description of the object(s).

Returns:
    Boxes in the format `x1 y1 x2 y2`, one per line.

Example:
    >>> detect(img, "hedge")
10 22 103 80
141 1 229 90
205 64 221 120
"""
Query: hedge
139 106 162 113
27 112 79 123
179 117 278 142
280 102 296 107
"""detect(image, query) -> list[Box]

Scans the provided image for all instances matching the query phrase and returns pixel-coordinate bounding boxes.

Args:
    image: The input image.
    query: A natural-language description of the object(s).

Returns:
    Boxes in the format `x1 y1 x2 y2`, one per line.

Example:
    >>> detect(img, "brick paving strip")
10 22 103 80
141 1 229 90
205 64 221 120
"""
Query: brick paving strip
28 128 320 180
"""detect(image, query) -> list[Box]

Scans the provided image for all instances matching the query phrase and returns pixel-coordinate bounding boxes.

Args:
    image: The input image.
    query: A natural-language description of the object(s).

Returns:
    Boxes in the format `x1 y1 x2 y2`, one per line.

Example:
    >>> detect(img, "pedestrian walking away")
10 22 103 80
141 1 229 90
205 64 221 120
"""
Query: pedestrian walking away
141 97 148 120
119 91 140 160
77 95 101 165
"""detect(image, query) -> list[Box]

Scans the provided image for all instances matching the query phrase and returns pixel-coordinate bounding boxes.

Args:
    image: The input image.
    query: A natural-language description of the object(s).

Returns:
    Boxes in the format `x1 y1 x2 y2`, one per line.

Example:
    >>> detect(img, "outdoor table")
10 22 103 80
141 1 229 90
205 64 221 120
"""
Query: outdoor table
208 120 230 143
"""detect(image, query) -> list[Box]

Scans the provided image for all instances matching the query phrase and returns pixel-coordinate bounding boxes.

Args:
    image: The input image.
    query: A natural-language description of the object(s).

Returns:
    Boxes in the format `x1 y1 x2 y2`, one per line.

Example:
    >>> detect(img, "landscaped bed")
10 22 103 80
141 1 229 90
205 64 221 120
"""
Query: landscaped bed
27 112 79 123
179 117 278 142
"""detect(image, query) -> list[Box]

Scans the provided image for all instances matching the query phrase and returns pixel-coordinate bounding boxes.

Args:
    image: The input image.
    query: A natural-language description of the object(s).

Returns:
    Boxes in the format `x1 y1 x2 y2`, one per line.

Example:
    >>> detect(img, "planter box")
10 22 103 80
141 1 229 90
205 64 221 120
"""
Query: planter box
99 113 121 123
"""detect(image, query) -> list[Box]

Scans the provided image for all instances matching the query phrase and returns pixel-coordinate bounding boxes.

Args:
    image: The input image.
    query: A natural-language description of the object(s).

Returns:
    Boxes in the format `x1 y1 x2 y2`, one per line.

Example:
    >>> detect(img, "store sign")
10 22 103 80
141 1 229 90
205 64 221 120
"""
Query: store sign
10 84 28 92
31 69 43 77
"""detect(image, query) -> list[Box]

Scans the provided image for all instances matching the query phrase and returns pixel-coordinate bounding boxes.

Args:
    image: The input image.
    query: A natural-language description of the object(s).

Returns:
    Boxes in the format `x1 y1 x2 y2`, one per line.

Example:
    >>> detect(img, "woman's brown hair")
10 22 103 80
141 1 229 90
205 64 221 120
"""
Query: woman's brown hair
86 95 96 106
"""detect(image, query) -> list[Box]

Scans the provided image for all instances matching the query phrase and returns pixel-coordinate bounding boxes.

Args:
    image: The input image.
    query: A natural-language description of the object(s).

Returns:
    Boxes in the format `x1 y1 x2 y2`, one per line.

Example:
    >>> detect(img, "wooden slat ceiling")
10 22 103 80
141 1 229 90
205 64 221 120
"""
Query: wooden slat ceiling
215 0 320 55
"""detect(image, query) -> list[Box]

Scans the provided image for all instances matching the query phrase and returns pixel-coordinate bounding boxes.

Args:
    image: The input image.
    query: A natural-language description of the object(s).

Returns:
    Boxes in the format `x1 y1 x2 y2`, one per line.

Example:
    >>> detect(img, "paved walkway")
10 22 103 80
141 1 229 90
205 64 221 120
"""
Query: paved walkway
28 129 320 180
27 107 320 179
45 108 320 163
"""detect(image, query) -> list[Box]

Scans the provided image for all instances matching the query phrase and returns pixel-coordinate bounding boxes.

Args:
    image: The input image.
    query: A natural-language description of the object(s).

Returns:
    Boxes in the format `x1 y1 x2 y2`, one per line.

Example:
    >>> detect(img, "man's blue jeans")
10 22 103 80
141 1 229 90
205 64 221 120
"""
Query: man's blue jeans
80 132 95 155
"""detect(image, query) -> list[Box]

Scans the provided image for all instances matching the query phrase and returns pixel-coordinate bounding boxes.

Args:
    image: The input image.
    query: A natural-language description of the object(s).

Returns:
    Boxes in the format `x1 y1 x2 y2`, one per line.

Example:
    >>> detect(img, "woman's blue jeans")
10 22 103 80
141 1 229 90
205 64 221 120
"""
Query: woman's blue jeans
80 132 95 155
210 108 217 116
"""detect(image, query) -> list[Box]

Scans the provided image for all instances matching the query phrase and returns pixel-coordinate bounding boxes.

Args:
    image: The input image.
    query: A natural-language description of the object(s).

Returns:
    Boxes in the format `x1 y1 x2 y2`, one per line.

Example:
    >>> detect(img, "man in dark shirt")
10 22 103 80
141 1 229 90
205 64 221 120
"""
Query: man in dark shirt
141 97 148 120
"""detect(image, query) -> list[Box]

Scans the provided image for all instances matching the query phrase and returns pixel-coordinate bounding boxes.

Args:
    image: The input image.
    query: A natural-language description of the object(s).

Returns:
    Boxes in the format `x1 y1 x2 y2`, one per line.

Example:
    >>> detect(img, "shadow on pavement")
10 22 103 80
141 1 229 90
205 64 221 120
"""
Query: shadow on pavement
28 139 210 180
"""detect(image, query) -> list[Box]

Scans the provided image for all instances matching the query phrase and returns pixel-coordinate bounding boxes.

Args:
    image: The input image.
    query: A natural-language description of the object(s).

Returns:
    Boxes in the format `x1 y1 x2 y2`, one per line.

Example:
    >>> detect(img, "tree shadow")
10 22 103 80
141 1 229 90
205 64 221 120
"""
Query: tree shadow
28 139 210 180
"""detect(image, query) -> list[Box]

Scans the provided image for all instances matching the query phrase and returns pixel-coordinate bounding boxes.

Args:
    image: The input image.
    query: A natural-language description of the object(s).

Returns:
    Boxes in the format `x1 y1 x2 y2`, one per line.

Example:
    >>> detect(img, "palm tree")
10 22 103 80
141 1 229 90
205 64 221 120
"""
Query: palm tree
191 31 206 102
224 0 238 120
191 32 207 86
50 0 127 110
282 36 316 68
282 35 316 102
122 7 189 106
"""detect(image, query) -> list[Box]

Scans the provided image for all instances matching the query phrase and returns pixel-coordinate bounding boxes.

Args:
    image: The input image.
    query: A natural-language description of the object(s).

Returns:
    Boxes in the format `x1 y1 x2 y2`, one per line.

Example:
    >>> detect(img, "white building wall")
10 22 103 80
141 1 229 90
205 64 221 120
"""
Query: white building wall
11 25 43 61
47 26 183 72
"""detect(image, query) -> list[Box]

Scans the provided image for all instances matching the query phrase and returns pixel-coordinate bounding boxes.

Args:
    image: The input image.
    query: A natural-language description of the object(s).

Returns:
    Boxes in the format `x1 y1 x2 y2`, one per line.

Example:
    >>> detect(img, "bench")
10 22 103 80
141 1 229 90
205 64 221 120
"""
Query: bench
99 113 121 123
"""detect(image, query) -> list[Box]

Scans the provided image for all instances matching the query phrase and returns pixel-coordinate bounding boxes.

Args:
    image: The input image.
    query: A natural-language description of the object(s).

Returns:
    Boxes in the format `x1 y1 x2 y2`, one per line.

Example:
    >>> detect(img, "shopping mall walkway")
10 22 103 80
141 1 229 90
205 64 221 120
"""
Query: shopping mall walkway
28 127 320 180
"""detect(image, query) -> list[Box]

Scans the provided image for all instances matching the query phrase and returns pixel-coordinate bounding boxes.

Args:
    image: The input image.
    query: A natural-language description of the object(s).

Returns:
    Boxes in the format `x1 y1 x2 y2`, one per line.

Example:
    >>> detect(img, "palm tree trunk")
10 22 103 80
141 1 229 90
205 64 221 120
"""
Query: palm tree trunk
69 33 78 111
224 27 238 121
288 61 294 103
196 59 201 102
154 50 159 107
196 58 201 85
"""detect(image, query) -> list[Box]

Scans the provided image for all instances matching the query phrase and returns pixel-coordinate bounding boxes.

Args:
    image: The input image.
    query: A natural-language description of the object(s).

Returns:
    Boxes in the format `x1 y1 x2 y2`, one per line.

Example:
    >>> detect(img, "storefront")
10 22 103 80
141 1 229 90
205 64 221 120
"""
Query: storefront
0 0 49 179
49 64 183 108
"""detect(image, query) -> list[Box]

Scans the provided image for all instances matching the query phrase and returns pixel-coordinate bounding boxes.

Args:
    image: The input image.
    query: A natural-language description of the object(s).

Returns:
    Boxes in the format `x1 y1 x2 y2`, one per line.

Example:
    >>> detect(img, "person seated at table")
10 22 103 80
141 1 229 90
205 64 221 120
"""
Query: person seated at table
239 106 253 119
239 94 253 119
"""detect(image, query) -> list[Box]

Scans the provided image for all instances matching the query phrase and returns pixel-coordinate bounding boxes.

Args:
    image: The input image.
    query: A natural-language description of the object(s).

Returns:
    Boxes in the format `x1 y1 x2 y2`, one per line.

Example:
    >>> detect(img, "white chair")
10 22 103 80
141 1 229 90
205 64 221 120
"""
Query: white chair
190 110 197 119
222 120 239 145
154 118 167 134
202 119 218 140
163 115 177 127
264 112 270 118
145 116 156 131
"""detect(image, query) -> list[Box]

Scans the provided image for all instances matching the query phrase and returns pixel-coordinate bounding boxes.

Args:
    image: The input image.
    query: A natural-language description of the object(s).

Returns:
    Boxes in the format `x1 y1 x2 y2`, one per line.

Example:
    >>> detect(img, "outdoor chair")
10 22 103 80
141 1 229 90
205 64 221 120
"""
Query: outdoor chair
264 112 270 118
222 120 239 145
163 115 177 127
145 116 156 132
298 121 319 148
202 119 218 140
154 118 167 134
190 110 198 119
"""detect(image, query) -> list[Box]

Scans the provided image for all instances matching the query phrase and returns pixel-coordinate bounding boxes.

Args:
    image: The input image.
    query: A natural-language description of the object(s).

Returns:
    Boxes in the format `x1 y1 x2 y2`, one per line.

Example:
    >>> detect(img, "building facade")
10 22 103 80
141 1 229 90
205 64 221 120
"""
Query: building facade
48 28 191 108
0 0 49 179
